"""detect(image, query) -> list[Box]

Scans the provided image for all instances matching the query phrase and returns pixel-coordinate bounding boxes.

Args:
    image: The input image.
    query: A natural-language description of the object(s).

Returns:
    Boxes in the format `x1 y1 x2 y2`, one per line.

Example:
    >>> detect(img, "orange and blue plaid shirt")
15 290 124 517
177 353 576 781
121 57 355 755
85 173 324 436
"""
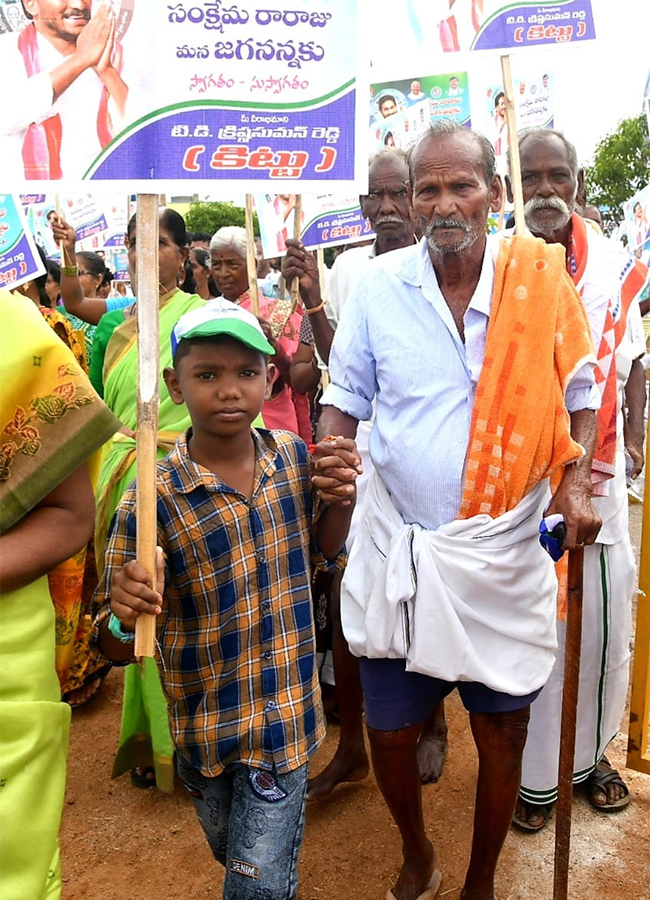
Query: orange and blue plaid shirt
94 429 343 777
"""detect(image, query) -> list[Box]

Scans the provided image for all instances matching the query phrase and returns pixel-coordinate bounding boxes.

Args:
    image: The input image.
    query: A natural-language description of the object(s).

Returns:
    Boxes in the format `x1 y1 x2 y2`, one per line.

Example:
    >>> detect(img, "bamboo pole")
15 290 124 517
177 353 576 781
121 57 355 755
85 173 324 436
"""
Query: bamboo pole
627 406 650 774
316 247 330 389
500 55 526 234
553 547 585 900
134 194 160 659
290 195 302 310
244 194 260 317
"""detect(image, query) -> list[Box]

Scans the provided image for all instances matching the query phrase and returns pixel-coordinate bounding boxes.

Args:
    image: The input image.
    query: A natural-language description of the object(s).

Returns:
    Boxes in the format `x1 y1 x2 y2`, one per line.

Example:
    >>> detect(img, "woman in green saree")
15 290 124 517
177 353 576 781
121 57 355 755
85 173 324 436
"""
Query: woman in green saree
90 208 205 791
0 290 119 900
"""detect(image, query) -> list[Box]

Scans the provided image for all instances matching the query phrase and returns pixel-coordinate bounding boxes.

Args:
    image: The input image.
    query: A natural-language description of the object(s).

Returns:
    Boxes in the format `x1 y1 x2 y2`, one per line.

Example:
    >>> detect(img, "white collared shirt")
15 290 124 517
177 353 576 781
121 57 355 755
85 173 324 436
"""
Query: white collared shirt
322 236 598 530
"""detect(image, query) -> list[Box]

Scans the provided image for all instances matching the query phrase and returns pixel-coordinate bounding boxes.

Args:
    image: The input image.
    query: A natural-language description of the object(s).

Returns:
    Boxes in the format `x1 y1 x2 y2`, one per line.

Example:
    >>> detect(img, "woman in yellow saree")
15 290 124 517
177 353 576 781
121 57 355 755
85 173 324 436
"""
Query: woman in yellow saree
0 290 119 900
89 208 205 791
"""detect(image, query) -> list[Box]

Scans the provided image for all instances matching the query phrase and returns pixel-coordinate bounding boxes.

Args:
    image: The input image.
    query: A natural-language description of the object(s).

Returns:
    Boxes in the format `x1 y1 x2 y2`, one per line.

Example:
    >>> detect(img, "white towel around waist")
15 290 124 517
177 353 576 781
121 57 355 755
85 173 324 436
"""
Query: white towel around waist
341 473 558 695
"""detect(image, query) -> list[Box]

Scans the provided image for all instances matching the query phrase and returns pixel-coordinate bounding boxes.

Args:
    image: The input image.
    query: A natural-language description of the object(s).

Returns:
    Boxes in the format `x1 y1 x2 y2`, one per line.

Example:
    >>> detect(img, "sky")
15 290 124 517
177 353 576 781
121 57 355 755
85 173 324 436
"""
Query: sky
368 0 650 165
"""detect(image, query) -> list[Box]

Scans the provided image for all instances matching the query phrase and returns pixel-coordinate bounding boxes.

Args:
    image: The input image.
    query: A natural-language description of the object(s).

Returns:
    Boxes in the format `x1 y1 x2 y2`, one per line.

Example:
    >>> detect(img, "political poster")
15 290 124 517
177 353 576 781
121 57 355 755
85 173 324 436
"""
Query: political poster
0 194 46 291
623 183 650 265
369 71 470 154
110 247 131 281
20 194 113 256
256 192 373 257
102 198 132 249
471 64 555 174
0 0 367 191
397 0 595 54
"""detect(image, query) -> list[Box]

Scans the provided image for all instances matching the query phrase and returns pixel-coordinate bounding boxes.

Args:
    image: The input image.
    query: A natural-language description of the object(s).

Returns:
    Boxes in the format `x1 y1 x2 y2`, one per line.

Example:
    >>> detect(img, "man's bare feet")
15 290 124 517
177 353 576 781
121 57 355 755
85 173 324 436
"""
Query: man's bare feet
387 843 439 900
417 718 448 784
306 747 369 801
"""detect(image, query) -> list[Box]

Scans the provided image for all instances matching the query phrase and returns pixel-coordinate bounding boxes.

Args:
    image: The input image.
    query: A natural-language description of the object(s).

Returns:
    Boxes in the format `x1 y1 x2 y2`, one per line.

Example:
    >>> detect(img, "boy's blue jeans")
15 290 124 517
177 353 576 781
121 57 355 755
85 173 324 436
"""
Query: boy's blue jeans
177 756 308 900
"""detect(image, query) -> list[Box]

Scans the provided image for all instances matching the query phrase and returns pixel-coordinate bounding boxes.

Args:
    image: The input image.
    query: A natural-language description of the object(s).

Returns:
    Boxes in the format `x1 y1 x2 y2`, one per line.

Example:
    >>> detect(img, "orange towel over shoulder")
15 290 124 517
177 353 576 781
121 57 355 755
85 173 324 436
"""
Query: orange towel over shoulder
458 234 596 521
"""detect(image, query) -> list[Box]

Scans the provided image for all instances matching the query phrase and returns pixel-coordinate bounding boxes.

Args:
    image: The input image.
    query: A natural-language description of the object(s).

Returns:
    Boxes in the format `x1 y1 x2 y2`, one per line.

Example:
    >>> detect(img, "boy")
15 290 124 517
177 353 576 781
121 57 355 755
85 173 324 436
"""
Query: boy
94 301 359 900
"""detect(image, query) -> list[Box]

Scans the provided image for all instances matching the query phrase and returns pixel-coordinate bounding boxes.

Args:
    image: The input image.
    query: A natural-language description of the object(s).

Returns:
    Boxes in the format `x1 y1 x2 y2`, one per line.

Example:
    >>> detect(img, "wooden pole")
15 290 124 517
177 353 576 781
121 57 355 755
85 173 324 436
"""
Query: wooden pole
500 55 526 234
627 406 650 774
134 193 160 659
316 247 330 388
244 194 260 317
290 195 302 310
553 546 585 900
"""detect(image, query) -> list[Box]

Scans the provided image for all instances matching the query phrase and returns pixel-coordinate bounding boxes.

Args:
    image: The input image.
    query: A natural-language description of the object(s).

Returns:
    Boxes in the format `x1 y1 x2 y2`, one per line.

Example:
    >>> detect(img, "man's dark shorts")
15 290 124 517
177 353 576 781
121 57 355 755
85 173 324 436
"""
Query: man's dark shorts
360 657 541 731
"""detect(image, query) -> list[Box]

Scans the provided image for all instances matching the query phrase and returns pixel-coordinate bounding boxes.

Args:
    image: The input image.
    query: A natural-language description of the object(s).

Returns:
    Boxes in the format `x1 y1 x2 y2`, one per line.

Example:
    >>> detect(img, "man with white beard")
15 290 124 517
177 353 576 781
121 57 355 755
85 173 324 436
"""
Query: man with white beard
507 128 648 831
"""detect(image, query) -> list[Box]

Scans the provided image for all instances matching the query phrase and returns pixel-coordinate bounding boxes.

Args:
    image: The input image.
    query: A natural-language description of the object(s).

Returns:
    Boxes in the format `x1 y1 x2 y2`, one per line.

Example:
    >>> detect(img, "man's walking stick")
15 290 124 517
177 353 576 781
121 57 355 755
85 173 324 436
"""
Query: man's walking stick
553 545 585 900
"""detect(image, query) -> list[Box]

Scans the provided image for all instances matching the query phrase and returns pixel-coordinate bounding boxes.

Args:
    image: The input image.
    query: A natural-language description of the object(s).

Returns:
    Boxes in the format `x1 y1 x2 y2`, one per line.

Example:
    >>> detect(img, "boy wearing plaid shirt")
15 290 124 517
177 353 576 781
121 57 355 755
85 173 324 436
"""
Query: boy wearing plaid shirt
94 301 359 900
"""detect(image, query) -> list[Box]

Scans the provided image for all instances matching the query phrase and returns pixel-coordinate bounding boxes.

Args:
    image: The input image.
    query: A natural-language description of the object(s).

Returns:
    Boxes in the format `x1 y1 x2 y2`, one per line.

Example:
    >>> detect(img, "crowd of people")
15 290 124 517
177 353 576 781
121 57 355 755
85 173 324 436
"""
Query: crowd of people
1 123 648 900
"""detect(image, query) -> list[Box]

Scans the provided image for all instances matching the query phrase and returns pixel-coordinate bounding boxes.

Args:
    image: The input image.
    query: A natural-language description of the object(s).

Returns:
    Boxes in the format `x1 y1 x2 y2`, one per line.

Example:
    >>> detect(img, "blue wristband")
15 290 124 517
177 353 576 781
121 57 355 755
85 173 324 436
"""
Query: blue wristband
108 612 135 643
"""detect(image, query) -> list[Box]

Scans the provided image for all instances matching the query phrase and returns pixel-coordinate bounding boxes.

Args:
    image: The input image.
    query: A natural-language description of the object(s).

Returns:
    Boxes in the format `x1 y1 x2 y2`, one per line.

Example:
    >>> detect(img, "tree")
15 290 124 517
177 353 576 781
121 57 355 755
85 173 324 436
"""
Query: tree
584 114 650 233
184 201 259 236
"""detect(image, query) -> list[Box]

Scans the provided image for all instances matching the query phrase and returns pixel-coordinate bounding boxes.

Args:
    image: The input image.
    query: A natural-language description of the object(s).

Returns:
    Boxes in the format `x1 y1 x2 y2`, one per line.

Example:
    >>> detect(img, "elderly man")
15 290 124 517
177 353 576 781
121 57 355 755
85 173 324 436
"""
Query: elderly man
318 121 602 900
507 127 648 832
0 0 130 179
284 150 454 802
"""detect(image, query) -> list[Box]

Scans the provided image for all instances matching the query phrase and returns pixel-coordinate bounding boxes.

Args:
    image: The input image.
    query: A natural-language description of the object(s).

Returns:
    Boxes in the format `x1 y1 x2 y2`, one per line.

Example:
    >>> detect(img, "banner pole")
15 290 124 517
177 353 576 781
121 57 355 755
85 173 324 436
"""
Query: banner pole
134 193 160 659
245 194 260 317
290 195 302 311
500 55 526 234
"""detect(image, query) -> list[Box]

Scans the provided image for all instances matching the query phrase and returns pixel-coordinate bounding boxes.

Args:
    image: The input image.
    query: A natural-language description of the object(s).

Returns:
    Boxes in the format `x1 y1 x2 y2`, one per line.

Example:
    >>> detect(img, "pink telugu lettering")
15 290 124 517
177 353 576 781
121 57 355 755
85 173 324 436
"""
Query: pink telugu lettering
514 23 585 43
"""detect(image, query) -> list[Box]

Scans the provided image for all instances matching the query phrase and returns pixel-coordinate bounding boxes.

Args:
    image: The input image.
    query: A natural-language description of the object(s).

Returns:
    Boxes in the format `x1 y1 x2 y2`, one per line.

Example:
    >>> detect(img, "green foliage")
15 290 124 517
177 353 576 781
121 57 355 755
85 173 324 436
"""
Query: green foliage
584 115 650 233
184 201 259 236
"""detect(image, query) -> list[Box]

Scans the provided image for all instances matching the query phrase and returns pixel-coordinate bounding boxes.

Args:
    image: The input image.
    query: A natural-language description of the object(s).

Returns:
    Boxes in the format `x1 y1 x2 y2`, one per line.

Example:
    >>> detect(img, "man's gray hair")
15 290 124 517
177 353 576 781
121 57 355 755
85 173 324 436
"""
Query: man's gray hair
368 147 408 170
509 128 579 178
405 121 496 186
210 226 248 259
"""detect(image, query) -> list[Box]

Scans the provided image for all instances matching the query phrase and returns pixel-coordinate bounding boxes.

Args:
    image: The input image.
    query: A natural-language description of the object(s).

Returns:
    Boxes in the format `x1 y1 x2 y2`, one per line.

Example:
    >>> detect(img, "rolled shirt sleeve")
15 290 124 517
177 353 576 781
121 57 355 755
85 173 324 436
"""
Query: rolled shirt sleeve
565 362 600 412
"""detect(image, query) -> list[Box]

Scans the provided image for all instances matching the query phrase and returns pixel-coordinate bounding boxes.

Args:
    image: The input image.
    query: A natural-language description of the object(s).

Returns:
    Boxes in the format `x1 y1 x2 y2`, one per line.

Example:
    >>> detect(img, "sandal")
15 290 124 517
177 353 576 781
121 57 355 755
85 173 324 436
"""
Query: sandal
63 664 112 709
512 797 554 832
585 757 630 811
130 766 157 789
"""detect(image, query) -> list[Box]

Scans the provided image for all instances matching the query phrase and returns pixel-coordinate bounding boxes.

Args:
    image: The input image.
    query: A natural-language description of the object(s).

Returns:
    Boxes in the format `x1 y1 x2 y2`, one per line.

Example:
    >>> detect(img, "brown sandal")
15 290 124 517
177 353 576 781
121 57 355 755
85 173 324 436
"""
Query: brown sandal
585 757 630 811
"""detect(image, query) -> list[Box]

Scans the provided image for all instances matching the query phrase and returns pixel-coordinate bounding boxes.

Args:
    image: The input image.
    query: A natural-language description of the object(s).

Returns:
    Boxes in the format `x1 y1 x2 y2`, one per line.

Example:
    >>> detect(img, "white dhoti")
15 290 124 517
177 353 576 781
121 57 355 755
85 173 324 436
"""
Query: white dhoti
341 472 559 696
520 537 635 803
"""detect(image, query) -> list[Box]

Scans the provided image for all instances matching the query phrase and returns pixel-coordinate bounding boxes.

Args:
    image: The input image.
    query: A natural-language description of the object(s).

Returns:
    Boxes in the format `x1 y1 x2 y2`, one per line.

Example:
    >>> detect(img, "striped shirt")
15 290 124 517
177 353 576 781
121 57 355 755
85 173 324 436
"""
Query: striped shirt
95 429 342 776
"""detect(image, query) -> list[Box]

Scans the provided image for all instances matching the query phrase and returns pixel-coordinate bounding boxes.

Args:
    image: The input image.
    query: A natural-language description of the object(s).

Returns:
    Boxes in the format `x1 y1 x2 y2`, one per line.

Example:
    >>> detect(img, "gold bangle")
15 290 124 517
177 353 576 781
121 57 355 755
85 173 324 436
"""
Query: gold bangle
60 265 78 276
305 301 324 315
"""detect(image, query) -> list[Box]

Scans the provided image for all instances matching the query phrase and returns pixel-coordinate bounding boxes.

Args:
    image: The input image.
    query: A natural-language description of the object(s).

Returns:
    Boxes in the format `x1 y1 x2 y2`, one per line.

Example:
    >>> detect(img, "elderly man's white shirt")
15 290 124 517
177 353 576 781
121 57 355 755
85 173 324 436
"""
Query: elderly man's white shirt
322 236 598 531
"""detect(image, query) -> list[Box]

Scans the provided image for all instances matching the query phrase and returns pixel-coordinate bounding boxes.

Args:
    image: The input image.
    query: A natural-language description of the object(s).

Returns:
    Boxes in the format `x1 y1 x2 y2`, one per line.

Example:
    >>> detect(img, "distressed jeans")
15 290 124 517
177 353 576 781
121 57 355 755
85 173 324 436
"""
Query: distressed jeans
177 756 308 900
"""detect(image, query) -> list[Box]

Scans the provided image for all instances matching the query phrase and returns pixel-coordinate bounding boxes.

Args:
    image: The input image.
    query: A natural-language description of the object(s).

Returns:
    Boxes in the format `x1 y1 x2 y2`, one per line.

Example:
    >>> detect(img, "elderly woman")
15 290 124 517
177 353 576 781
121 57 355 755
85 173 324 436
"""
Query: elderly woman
210 226 319 439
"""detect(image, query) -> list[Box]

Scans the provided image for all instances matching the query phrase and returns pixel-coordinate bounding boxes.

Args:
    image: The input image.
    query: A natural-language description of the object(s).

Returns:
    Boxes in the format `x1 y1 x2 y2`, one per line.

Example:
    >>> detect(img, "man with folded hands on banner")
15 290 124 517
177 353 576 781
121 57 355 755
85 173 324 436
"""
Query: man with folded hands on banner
0 0 130 179
507 127 648 832
316 120 602 900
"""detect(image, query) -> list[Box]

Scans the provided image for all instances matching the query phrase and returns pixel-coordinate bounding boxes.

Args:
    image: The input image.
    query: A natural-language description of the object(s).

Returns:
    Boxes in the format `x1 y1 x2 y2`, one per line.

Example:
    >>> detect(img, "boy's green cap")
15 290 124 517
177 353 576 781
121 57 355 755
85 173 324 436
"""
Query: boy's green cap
171 299 274 358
